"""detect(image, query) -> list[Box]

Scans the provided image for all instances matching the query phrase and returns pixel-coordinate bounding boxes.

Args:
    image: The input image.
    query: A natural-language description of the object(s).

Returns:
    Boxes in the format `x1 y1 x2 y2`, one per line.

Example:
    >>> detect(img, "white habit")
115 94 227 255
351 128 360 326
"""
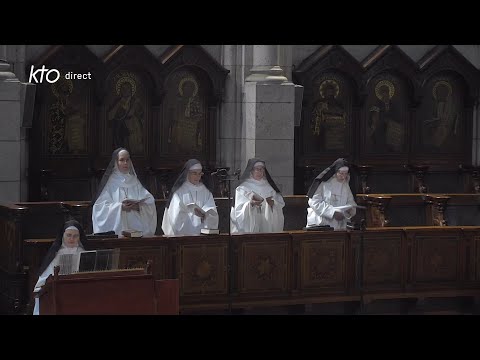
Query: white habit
307 176 356 230
162 181 218 236
231 178 285 233
33 245 84 315
92 170 157 236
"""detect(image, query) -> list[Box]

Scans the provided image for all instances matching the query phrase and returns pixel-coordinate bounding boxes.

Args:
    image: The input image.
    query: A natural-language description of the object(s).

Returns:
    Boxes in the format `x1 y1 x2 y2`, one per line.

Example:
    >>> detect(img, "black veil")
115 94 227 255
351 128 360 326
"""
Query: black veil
306 158 359 198
239 158 281 193
37 219 88 277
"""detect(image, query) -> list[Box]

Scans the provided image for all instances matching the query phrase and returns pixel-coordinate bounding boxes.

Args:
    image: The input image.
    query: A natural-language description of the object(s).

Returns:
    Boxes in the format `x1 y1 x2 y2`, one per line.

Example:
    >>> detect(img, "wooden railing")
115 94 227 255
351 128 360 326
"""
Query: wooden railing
20 228 480 313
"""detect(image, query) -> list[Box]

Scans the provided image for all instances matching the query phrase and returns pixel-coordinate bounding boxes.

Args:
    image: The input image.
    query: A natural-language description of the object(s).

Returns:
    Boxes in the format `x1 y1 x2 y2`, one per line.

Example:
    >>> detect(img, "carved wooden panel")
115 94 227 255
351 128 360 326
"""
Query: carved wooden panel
363 236 401 287
27 45 105 201
475 236 480 281
300 238 345 289
163 68 208 157
363 73 409 155
102 69 149 157
414 235 459 283
237 237 289 293
416 73 466 155
293 45 362 169
0 218 17 272
302 72 354 156
28 45 228 201
118 248 168 280
178 241 228 296
43 74 91 156
19 203 66 239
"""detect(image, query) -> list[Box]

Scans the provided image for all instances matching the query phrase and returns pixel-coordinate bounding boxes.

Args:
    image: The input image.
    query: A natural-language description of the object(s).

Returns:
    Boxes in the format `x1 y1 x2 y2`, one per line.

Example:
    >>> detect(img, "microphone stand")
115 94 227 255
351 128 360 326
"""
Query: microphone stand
211 167 240 314
357 218 366 314
210 168 240 236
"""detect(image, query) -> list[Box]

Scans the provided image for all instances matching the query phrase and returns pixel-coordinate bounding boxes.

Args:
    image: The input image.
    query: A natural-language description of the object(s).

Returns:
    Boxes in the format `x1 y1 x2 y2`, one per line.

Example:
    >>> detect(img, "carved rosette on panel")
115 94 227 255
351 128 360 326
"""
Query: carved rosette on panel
179 243 227 295
363 238 401 286
240 241 288 292
415 236 458 282
253 256 276 281
301 240 344 289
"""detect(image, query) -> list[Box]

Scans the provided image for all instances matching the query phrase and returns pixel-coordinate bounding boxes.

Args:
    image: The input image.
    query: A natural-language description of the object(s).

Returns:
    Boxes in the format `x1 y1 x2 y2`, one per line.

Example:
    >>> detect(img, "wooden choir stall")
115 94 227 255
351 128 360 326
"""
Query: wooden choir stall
38 261 179 315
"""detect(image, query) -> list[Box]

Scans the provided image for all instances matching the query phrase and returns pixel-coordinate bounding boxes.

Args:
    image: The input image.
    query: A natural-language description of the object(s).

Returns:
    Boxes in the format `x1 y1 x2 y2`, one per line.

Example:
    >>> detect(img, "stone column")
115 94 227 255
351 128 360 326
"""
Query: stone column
246 45 288 83
242 45 296 194
0 54 35 202
0 60 22 201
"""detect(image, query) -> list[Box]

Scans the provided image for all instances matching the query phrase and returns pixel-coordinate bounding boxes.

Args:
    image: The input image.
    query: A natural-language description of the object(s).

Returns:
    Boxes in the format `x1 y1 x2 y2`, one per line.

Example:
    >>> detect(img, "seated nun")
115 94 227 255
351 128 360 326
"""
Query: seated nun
230 158 285 233
306 158 357 231
161 159 218 236
32 220 88 315
92 148 157 236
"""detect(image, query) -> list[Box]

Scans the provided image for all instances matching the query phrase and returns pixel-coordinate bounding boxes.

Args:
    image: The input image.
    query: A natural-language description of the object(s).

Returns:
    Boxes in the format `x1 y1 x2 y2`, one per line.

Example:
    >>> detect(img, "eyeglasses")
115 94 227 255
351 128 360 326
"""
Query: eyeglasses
189 171 204 176
253 167 265 172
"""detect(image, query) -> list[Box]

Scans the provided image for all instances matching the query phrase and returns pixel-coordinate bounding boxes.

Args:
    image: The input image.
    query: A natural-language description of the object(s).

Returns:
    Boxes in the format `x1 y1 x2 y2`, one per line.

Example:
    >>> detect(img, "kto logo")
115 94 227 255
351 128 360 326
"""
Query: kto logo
28 65 61 84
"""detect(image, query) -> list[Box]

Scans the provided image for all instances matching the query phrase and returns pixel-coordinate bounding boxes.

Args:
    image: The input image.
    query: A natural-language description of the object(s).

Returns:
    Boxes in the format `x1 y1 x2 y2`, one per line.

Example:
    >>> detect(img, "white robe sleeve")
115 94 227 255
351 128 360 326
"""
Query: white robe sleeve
135 188 157 236
92 187 124 234
201 191 219 230
33 259 56 315
308 187 336 220
231 186 257 233
162 192 189 235
344 187 357 220
93 184 157 236
264 192 285 232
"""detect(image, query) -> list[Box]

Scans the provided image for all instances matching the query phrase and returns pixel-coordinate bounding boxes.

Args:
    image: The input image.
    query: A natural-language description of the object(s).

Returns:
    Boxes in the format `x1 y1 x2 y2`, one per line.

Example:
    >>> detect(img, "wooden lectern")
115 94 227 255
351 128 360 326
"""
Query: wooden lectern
38 263 179 315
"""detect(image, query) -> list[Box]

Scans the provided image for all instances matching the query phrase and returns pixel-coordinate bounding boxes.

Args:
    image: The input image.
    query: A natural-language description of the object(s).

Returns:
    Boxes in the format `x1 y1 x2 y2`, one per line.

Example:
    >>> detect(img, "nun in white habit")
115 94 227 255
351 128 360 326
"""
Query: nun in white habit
32 220 88 315
162 159 218 236
230 158 285 233
306 158 357 230
92 148 157 236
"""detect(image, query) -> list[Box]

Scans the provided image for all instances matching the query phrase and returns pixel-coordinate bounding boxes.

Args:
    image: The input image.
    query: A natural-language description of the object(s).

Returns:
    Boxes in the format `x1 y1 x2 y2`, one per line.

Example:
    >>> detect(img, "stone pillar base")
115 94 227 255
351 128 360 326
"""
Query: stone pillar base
242 81 296 194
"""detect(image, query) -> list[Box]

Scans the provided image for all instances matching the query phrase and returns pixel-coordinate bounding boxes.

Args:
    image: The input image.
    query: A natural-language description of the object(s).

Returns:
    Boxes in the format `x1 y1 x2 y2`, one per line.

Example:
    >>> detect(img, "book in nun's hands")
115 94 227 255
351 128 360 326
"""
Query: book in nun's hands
333 204 366 214
248 191 264 202
186 203 216 216
122 197 148 205
201 228 220 235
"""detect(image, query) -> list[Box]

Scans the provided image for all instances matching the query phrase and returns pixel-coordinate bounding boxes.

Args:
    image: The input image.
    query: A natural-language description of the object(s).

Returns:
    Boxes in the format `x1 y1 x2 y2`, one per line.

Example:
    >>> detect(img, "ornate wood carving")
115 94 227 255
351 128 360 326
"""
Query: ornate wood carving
236 235 289 294
28 45 229 201
294 45 363 166
424 195 451 226
414 234 459 283
177 240 228 297
363 236 401 287
405 164 429 193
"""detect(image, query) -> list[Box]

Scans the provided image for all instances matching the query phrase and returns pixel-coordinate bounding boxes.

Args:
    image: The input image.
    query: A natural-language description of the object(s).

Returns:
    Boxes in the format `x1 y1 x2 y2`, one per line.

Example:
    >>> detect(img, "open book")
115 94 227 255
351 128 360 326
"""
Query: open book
122 197 149 205
57 249 120 274
186 203 216 216
248 191 264 202
333 204 366 214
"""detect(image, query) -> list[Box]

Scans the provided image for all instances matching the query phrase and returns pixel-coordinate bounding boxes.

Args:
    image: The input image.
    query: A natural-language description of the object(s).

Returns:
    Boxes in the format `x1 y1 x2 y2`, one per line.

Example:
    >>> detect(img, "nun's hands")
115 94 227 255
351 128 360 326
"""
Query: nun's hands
122 202 140 212
194 208 206 220
266 197 274 207
250 199 263 207
334 212 345 221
